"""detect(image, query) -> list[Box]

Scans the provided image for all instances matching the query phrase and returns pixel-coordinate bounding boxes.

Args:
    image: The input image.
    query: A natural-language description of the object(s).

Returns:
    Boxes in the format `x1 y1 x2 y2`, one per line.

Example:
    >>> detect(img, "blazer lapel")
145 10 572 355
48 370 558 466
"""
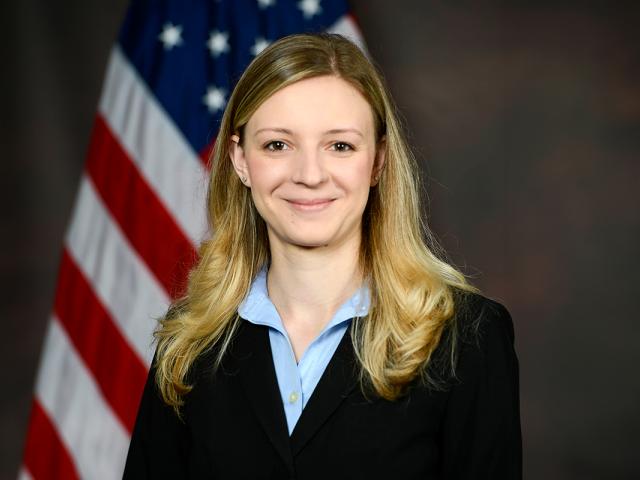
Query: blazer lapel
233 321 294 471
289 322 360 456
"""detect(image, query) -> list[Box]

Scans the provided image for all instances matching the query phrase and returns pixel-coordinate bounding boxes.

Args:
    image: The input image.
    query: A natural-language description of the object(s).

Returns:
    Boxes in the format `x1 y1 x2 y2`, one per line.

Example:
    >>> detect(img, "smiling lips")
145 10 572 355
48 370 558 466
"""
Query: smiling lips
286 198 335 211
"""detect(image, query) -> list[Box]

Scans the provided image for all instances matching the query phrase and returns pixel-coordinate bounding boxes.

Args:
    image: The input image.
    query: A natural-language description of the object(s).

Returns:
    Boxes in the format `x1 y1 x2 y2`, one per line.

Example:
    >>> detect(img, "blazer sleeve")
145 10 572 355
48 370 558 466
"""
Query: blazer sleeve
439 297 522 479
122 355 190 479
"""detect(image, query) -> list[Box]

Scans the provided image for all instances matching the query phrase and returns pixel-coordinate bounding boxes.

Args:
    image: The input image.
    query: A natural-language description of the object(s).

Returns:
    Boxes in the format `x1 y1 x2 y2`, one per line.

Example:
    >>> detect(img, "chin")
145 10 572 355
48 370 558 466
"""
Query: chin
269 224 353 250
276 228 336 248
287 236 333 249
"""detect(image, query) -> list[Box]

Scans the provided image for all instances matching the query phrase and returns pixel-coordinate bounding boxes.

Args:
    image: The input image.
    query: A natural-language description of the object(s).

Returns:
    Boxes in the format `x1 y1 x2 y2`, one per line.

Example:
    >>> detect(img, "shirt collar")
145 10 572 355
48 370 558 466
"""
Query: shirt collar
238 265 370 337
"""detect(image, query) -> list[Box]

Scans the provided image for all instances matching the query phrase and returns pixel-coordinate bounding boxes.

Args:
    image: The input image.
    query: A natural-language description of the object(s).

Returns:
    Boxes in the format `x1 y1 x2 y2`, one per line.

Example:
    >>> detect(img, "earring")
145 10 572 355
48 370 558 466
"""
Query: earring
241 175 247 183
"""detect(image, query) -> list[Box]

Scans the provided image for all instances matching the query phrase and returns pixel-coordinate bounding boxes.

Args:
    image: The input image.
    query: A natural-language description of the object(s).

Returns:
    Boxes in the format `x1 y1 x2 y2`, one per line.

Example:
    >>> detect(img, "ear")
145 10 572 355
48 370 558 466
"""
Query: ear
229 134 251 187
370 135 386 187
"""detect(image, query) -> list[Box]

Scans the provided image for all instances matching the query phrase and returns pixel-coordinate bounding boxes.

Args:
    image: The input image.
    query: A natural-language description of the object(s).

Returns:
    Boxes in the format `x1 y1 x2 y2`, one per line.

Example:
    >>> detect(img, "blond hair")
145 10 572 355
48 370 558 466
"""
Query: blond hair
154 32 477 412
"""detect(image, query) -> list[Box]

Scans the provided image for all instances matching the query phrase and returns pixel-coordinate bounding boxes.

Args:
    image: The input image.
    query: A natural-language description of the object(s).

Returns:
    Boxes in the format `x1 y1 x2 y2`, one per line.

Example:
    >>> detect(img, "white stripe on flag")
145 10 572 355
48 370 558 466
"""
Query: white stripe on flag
99 46 209 247
17 467 33 480
66 175 169 366
35 318 130 480
328 14 366 53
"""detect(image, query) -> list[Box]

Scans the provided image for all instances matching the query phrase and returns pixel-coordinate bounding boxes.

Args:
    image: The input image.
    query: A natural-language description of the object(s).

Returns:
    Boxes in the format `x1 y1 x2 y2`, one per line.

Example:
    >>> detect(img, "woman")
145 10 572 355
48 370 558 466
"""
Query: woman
124 32 521 479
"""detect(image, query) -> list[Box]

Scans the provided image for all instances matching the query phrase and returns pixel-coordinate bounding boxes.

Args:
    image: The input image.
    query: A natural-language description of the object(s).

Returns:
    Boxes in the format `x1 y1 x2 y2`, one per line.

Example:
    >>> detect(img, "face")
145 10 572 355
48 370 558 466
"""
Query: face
229 75 385 253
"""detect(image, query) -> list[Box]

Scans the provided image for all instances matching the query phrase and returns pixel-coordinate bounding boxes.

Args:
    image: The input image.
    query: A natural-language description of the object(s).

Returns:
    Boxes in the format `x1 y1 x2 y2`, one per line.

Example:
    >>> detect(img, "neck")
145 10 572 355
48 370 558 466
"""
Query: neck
266 233 363 329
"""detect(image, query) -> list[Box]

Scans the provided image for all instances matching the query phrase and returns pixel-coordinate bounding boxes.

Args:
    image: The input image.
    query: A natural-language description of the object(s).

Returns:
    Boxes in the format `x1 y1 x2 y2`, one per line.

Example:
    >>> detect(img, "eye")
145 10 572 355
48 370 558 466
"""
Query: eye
331 142 354 152
264 140 289 152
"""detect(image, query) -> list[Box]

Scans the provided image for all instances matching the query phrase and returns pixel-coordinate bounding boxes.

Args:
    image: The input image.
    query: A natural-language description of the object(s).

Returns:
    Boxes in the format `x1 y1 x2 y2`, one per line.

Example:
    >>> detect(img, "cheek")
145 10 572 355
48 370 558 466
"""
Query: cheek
246 155 270 180
343 158 375 191
246 156 282 190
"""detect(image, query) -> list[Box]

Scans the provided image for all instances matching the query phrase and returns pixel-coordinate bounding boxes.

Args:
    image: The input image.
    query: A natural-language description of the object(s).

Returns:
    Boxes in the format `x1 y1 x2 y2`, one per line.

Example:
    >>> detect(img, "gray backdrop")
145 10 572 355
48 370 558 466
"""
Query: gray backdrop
2 1 638 478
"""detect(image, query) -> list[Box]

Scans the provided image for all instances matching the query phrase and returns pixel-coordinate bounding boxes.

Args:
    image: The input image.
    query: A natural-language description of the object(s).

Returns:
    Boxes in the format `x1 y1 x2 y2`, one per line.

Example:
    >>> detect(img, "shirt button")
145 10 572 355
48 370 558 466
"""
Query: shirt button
288 391 299 403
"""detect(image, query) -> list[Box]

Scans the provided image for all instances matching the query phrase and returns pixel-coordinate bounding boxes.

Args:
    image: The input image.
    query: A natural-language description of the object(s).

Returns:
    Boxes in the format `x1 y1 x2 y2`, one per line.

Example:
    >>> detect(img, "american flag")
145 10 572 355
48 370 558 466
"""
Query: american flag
19 1 364 478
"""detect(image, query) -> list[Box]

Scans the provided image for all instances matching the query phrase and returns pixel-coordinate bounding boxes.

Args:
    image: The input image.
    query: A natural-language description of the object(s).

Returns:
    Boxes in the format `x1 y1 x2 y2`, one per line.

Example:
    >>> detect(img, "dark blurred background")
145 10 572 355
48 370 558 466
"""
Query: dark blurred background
2 1 639 478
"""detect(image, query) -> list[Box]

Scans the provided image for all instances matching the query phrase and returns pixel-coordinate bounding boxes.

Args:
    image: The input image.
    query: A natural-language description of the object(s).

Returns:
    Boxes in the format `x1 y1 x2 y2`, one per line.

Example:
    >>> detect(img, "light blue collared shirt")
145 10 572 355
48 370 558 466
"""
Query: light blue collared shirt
238 266 370 435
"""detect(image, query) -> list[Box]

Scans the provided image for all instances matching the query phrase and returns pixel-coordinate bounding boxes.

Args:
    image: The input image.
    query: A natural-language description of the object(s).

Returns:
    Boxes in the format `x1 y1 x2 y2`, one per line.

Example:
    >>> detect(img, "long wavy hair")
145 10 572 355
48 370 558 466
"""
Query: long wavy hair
154 32 477 413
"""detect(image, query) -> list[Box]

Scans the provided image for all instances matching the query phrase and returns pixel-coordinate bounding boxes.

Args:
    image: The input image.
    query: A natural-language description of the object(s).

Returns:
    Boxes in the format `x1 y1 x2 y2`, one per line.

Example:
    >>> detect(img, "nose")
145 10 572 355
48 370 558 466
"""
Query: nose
290 148 328 186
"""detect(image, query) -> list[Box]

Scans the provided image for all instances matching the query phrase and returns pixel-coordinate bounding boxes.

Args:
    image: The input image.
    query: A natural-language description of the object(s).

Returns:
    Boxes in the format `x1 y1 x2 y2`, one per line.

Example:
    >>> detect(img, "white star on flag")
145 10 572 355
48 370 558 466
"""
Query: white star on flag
257 0 276 8
207 30 230 57
298 0 322 19
203 86 227 112
158 23 184 50
251 37 271 56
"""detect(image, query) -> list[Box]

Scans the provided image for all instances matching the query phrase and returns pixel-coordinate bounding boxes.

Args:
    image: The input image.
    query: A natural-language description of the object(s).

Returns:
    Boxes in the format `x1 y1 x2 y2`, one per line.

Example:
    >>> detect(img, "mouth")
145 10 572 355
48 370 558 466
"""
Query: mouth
286 198 335 212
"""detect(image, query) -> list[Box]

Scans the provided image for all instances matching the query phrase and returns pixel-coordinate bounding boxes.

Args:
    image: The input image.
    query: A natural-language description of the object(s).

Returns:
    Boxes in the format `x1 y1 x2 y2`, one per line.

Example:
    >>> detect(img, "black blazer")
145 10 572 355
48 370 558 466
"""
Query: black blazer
124 292 521 479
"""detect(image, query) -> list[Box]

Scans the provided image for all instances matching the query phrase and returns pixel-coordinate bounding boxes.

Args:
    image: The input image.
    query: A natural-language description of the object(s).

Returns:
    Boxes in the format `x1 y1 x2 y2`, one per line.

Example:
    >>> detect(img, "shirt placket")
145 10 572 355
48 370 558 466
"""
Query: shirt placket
270 328 303 435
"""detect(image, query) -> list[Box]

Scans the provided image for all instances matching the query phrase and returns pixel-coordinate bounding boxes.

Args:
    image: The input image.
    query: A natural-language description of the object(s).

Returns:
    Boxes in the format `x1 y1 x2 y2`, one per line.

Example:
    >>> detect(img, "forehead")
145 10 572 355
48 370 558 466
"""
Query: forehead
246 75 375 136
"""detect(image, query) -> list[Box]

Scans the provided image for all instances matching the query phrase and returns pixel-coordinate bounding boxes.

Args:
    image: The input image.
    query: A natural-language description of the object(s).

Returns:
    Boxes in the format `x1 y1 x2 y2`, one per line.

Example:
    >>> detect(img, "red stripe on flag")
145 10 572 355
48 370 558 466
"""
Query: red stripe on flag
85 115 197 299
346 11 362 29
54 249 147 432
199 136 216 169
23 399 80 480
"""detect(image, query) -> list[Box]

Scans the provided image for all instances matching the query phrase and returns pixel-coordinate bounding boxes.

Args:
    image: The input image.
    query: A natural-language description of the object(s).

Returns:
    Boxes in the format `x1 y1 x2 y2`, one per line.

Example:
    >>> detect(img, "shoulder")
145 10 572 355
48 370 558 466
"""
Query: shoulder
446 289 519 387
438 290 523 477
186 317 249 386
421 289 516 391
452 289 515 350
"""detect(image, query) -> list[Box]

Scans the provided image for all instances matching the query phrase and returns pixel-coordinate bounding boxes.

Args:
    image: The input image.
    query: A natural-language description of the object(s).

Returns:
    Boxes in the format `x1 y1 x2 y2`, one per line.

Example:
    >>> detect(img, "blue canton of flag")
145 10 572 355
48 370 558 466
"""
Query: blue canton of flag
119 0 360 157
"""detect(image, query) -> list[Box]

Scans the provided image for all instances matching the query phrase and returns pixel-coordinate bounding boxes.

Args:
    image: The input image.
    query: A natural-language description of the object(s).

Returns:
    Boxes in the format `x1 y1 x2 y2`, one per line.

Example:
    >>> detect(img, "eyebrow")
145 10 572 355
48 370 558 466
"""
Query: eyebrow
253 127 364 137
